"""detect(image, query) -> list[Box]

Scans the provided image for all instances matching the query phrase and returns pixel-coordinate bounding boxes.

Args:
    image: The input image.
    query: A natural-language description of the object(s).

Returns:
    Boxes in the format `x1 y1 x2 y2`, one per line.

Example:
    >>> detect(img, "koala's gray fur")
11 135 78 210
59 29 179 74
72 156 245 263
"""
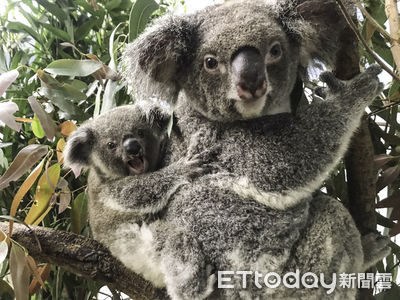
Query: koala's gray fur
65 0 391 299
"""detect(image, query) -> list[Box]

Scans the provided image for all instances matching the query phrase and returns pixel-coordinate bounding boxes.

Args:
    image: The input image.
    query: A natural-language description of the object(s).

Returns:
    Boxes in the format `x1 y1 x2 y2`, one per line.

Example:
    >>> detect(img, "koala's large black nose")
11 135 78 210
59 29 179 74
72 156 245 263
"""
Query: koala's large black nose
231 47 267 101
123 138 142 156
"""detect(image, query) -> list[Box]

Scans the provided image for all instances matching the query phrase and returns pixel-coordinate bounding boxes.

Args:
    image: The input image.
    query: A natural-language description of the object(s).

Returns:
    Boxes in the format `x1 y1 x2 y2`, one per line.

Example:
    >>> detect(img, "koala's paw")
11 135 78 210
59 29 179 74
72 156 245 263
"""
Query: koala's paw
319 71 345 94
184 149 219 179
349 65 383 97
320 65 383 105
361 232 391 271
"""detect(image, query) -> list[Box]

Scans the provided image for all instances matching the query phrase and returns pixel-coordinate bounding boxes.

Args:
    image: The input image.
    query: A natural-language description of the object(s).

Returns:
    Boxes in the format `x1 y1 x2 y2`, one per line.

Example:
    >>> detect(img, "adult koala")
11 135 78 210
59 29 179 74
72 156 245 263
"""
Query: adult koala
77 0 388 299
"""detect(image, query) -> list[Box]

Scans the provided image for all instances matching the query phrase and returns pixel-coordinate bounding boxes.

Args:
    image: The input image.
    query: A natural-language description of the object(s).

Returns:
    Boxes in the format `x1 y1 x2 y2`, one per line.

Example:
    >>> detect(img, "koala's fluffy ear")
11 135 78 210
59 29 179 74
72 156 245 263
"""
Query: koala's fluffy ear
63 127 94 169
137 99 172 130
152 107 172 130
279 0 354 70
122 15 199 104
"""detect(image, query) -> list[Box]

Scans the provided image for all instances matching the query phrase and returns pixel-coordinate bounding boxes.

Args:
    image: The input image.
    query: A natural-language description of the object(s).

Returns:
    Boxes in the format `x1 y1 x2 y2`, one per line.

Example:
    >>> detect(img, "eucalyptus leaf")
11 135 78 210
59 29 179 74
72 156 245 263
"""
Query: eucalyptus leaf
28 96 57 141
40 85 89 121
0 144 49 190
31 115 46 139
0 240 8 265
7 21 43 46
45 59 103 77
0 69 19 96
39 22 70 42
71 192 88 234
129 0 159 42
0 101 21 132
9 243 30 300
36 0 67 22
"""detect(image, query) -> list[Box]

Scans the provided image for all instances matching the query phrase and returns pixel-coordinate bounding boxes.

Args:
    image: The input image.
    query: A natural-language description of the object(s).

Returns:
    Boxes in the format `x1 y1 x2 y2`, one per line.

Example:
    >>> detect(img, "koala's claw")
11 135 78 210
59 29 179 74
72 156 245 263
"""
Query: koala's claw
315 86 327 99
319 71 344 93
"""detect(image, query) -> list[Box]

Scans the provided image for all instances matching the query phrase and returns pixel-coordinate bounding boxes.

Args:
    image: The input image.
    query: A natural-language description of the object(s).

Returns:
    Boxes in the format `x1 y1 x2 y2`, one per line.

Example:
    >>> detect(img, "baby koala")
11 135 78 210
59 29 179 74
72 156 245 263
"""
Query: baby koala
64 102 204 287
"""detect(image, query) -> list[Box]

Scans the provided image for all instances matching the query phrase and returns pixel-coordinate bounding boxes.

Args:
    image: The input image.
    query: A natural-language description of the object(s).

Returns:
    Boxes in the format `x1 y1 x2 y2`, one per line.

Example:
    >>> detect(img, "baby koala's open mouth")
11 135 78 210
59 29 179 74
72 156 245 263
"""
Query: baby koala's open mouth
127 156 148 175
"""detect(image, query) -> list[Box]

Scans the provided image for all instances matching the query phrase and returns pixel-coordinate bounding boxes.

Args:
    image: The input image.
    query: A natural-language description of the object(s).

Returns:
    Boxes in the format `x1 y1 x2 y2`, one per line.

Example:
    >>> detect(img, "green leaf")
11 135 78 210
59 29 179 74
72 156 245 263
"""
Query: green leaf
9 51 24 70
37 70 89 120
71 192 88 234
0 279 14 299
7 21 43 46
74 0 105 16
75 19 99 42
24 163 61 225
0 101 21 132
45 59 103 77
28 96 57 141
70 80 88 92
109 23 123 71
39 22 70 42
129 0 159 42
388 80 400 99
106 0 122 11
9 243 30 300
36 0 67 22
100 80 124 114
0 70 19 96
0 240 8 265
372 33 394 66
0 149 8 171
31 115 46 139
43 83 87 102
365 0 387 27
40 88 88 121
0 144 49 190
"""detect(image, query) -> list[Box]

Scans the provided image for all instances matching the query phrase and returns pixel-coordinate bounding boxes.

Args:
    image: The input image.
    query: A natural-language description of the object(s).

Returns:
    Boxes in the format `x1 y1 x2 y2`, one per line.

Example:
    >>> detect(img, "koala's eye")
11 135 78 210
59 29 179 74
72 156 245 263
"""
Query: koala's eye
107 142 116 150
204 55 220 73
137 129 145 138
270 44 281 57
266 42 282 64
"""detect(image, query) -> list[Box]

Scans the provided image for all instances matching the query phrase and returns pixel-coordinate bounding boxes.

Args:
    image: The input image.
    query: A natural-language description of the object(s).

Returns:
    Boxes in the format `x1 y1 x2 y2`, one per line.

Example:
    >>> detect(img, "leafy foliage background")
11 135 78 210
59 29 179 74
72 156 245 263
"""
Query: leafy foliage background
0 0 399 299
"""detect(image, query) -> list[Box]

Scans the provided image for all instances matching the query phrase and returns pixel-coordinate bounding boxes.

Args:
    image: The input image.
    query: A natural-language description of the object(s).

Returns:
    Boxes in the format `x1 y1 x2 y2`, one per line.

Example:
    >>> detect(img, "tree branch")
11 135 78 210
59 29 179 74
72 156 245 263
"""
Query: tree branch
0 222 168 300
334 3 378 300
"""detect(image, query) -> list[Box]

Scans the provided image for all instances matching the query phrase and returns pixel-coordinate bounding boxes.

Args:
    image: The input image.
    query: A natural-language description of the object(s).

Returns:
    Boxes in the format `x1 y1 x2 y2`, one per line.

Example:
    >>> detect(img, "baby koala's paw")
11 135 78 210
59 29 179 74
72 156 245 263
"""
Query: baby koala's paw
174 155 206 180
183 149 220 179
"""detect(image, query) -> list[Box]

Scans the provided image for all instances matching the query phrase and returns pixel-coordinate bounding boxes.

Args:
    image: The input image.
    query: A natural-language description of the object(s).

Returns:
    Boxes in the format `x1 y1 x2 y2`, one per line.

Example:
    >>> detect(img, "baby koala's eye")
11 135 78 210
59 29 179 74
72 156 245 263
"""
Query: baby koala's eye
107 142 116 149
137 129 145 138
204 55 220 74
265 42 282 64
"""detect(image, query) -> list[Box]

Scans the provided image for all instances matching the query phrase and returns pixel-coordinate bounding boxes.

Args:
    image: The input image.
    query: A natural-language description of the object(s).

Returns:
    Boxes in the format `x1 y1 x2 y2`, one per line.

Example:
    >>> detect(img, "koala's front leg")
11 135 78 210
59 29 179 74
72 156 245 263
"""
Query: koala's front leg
101 158 208 215
233 66 383 210
160 229 215 300
260 66 382 206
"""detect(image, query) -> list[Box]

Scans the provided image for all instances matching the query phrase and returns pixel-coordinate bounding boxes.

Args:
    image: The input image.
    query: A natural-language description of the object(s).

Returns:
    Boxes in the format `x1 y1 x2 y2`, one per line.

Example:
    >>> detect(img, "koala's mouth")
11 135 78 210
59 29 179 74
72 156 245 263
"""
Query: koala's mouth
127 156 148 175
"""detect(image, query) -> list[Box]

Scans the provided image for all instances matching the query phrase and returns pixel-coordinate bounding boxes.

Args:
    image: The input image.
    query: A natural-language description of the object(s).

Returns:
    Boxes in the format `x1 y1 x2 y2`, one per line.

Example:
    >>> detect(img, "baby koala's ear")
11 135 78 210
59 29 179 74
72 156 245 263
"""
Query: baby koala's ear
64 127 95 170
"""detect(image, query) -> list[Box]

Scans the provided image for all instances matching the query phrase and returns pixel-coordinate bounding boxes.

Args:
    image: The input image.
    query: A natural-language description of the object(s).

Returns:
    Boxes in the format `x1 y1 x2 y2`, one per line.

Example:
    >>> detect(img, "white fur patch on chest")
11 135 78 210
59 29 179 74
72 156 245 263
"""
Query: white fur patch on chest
108 222 165 287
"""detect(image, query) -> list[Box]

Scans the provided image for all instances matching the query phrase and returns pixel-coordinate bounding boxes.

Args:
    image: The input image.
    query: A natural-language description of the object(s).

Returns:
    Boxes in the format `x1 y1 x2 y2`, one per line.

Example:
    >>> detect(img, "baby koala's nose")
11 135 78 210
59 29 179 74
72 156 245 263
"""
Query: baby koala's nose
123 138 142 156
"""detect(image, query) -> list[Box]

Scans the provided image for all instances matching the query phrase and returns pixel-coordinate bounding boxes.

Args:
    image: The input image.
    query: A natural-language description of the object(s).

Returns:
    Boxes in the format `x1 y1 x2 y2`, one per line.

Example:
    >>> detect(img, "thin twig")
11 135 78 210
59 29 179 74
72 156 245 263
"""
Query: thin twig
335 0 400 84
369 100 400 116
